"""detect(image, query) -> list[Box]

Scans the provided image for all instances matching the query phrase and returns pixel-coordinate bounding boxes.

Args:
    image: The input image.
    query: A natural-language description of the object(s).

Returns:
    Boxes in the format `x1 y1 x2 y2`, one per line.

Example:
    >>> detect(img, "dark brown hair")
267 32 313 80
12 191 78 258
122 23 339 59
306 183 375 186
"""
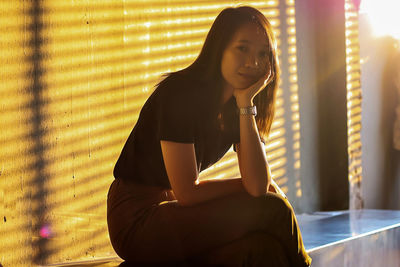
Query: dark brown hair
162 6 280 139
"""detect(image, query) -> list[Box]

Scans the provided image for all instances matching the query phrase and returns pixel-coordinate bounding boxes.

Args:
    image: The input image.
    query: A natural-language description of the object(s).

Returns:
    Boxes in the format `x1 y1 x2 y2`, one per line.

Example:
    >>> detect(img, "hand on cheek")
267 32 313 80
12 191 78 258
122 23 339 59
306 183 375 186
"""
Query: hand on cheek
233 66 273 108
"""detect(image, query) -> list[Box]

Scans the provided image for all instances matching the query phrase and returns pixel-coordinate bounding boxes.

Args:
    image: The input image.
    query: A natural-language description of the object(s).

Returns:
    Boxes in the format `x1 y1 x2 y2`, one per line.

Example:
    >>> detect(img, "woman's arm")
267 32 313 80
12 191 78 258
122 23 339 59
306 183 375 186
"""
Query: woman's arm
161 140 246 206
233 74 273 197
235 115 271 197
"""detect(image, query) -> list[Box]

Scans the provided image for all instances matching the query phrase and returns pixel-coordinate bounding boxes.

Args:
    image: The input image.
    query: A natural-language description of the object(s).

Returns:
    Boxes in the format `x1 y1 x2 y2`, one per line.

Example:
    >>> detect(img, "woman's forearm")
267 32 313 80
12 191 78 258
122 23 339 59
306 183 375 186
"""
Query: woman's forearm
178 177 246 206
161 140 247 207
238 113 271 196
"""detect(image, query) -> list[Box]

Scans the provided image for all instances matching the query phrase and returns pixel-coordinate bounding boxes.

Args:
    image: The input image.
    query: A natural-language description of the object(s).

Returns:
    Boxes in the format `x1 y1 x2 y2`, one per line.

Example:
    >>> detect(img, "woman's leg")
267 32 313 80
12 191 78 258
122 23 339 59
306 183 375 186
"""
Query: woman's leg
107 180 311 266
191 231 291 267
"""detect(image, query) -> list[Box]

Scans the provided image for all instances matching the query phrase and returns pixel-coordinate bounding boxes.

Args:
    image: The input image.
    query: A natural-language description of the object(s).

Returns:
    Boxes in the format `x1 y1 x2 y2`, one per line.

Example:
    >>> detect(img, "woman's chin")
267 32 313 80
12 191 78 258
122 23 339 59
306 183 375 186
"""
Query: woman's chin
234 78 258 90
234 82 253 90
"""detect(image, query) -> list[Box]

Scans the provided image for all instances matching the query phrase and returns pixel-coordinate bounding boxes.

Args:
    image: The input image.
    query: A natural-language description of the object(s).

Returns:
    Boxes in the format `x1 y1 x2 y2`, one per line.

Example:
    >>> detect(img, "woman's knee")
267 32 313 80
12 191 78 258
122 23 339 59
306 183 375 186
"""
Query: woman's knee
247 192 295 232
260 192 293 214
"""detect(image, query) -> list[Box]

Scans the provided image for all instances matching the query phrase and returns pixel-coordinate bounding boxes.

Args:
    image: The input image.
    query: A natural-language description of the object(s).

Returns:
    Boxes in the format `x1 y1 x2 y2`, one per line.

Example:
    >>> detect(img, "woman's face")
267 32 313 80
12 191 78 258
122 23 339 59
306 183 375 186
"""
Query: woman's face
221 22 271 91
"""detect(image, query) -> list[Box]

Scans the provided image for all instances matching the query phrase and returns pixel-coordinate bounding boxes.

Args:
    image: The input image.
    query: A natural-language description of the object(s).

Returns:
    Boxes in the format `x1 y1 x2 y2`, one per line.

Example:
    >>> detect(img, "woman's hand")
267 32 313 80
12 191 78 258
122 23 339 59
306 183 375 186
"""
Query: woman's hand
233 68 273 108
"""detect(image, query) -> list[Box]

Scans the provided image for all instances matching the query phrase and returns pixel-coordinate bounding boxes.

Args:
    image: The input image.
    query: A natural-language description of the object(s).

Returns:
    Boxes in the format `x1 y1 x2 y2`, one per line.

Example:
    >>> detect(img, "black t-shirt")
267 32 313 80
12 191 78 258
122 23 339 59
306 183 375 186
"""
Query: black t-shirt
113 75 240 189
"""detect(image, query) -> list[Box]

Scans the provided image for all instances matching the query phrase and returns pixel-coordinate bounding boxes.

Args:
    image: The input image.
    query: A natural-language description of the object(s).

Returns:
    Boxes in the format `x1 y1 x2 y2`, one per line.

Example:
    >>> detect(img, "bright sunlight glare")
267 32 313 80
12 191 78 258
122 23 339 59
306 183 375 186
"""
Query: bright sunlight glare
360 0 400 40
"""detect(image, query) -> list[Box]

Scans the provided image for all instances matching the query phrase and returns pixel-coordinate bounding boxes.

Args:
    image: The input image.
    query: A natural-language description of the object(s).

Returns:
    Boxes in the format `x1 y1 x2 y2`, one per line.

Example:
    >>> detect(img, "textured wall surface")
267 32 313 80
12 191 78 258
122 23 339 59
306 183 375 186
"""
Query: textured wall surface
1 1 125 265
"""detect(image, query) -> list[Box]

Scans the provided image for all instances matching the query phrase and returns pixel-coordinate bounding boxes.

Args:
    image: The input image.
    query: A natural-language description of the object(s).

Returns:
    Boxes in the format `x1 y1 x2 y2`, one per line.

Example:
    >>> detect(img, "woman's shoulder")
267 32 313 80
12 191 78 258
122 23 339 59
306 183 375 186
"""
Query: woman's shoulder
156 72 205 101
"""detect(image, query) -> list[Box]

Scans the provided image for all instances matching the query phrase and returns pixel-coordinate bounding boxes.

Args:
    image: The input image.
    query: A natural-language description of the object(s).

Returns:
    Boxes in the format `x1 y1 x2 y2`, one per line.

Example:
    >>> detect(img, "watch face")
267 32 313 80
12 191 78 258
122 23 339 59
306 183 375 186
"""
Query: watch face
239 106 257 115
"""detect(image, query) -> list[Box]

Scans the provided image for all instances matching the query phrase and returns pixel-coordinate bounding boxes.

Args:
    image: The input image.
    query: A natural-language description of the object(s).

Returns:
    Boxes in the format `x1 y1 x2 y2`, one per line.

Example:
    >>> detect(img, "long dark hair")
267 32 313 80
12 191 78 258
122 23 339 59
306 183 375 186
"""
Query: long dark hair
161 6 280 139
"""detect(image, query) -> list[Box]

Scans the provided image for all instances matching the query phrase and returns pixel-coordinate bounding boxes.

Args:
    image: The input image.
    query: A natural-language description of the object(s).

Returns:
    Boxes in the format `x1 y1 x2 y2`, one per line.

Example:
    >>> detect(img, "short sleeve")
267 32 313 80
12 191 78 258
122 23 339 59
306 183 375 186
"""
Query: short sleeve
233 143 238 152
158 86 197 143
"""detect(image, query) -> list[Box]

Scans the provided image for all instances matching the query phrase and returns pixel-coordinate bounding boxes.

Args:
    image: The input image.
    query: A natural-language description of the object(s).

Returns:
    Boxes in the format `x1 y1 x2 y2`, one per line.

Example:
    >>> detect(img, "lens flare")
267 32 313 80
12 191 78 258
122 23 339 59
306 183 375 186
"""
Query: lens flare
39 224 52 239
360 0 400 40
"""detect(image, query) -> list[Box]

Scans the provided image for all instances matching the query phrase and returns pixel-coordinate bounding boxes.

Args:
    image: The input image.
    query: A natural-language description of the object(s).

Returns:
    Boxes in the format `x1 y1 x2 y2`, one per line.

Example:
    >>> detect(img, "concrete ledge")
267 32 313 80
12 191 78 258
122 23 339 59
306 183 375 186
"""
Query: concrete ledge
298 209 400 267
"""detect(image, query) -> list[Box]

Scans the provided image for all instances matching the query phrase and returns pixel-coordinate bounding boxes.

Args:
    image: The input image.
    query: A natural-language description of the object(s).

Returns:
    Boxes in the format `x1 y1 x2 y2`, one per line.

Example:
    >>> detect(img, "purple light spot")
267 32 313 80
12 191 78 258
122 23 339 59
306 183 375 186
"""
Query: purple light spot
40 224 51 238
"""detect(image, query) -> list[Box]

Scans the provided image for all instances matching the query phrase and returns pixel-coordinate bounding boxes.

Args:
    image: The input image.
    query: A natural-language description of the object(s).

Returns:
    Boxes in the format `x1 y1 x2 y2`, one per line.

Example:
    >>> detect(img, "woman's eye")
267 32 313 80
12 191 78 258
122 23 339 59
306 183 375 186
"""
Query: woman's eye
237 46 248 52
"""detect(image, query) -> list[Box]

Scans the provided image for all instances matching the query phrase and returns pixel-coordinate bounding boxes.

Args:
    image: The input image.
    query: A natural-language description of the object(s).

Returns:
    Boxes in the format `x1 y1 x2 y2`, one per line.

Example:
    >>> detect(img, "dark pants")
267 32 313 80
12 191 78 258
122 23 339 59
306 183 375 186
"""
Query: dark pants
107 178 312 266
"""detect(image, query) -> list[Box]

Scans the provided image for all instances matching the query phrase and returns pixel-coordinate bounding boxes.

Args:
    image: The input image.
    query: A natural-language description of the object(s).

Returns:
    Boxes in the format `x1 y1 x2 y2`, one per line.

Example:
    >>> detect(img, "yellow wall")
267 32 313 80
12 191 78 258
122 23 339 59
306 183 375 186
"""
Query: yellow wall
0 1 304 265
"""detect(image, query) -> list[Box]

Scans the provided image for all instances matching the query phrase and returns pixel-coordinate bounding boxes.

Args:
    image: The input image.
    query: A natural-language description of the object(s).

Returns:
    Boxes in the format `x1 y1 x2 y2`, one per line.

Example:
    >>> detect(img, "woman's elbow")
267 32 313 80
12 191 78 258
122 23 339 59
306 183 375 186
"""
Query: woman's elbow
244 177 270 197
173 189 197 207
176 196 197 206
247 187 267 197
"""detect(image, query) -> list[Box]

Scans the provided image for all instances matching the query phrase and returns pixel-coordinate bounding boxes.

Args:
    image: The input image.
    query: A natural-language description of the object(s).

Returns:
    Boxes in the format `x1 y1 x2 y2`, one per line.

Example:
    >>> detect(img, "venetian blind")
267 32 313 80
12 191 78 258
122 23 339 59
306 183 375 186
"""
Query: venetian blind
345 0 364 209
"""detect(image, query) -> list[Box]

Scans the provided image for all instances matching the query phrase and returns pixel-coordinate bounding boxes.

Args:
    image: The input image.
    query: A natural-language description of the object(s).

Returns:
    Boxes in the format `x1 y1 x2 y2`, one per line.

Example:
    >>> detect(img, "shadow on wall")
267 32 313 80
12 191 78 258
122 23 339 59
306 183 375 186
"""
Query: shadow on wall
381 39 400 209
28 0 50 263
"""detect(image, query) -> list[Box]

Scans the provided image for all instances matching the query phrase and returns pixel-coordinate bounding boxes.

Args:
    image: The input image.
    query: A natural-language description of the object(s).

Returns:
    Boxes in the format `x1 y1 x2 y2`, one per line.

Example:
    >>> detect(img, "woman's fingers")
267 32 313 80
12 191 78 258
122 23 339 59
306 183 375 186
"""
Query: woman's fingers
233 66 273 104
253 70 272 92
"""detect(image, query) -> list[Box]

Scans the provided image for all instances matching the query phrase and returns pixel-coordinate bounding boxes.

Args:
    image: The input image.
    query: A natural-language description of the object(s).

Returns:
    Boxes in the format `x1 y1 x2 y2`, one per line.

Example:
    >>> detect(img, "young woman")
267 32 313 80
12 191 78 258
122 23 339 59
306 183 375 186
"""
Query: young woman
107 6 312 266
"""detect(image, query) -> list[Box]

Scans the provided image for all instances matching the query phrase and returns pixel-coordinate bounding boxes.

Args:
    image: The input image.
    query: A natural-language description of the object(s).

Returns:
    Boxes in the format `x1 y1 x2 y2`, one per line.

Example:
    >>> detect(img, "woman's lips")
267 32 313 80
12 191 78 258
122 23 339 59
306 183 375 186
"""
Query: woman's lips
238 72 258 82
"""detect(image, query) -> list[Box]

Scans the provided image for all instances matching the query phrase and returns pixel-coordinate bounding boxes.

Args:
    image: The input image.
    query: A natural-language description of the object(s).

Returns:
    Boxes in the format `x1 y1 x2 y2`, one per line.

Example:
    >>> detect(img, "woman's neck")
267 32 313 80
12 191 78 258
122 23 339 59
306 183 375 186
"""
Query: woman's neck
222 83 234 104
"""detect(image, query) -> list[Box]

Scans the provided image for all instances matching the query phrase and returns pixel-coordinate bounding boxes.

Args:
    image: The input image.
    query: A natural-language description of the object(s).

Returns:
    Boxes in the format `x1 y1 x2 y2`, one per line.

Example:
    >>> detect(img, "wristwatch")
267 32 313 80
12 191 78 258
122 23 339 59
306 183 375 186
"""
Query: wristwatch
238 106 257 116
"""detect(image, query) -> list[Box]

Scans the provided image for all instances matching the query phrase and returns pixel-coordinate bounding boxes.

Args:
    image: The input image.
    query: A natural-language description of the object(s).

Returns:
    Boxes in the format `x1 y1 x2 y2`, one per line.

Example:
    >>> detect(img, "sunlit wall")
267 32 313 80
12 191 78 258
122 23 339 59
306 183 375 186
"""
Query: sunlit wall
1 0 303 265
1 2 36 266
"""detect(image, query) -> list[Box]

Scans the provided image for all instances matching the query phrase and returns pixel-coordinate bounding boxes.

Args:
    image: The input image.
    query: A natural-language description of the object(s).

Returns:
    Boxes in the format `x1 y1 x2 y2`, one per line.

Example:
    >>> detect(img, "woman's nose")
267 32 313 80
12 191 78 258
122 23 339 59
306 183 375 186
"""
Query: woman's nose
244 54 259 69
